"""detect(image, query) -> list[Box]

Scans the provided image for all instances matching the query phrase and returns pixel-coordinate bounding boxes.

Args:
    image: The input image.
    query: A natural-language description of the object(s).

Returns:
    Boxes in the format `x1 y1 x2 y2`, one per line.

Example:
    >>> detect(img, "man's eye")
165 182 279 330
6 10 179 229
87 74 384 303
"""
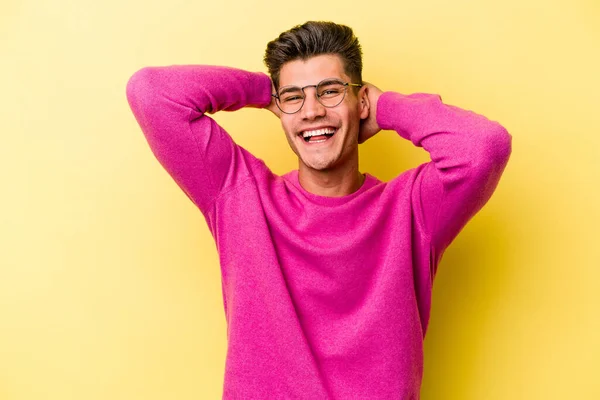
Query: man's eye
319 88 343 97
282 95 303 103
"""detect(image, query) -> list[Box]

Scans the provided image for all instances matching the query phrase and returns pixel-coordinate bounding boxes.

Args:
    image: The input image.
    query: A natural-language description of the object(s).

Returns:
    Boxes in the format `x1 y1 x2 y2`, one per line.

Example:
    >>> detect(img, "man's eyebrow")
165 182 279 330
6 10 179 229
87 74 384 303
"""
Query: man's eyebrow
278 86 302 96
319 78 344 86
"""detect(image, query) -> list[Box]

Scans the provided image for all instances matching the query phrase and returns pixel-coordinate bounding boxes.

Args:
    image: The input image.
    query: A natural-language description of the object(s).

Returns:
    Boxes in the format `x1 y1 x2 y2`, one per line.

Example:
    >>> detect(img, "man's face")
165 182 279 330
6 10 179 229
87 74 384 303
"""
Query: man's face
277 54 367 172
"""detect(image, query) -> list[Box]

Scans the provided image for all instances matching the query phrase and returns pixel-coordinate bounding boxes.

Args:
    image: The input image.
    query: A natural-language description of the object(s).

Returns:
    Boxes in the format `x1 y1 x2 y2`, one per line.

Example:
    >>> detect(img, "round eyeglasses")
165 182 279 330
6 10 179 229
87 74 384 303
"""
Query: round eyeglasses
272 78 363 114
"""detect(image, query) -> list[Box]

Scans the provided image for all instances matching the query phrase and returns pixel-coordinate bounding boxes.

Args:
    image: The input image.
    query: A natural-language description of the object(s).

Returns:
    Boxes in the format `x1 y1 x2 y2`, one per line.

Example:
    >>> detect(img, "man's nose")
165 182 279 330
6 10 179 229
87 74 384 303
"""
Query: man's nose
301 88 326 120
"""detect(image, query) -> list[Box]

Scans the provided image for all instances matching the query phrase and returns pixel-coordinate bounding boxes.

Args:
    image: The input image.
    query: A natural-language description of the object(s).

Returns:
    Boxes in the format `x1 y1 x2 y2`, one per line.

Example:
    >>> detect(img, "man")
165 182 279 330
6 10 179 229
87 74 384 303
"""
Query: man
126 21 511 400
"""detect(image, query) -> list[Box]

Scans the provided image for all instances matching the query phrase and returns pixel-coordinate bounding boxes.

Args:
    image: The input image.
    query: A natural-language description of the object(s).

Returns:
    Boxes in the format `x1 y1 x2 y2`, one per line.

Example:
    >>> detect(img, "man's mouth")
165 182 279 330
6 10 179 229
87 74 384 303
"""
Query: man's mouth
300 127 337 143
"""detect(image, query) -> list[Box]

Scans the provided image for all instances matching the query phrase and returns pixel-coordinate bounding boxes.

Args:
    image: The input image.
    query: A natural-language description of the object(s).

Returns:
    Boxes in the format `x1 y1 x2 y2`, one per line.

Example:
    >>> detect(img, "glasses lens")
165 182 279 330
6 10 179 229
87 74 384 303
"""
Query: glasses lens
277 87 304 114
317 80 346 107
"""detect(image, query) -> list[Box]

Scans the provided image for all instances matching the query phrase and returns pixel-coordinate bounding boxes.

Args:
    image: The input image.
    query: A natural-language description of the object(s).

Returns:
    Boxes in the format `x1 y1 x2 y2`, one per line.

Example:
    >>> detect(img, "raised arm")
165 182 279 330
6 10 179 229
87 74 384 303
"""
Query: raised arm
125 65 273 214
374 90 512 266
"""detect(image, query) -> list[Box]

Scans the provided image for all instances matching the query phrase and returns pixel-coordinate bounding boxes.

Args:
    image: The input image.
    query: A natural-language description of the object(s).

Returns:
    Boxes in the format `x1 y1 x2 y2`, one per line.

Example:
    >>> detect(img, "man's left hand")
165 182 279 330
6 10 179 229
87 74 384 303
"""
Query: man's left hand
358 82 383 144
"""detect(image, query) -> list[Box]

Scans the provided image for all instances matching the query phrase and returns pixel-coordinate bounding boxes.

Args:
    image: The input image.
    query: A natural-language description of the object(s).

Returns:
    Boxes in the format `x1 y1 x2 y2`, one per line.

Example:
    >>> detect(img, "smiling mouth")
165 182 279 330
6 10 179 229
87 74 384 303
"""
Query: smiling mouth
301 127 337 143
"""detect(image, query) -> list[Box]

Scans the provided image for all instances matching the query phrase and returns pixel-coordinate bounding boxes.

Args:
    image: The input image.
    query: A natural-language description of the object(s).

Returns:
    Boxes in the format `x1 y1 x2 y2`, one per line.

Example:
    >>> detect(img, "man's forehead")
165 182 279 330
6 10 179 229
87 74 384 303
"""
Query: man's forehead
278 54 350 87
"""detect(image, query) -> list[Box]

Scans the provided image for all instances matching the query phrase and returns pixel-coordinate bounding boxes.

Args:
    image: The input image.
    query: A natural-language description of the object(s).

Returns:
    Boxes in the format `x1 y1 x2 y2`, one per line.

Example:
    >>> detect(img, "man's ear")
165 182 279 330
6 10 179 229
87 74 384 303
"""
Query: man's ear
359 85 370 120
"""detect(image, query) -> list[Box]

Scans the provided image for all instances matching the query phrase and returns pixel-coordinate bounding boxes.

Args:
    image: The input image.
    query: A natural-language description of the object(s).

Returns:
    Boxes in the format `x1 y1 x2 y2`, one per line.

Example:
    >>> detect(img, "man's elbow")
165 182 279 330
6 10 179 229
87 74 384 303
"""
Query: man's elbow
125 67 160 110
475 123 513 172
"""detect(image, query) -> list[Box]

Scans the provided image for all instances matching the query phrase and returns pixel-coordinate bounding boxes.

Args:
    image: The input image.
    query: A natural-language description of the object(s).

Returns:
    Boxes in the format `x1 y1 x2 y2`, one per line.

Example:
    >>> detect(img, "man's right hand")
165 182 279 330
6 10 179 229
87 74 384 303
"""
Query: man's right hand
266 81 282 119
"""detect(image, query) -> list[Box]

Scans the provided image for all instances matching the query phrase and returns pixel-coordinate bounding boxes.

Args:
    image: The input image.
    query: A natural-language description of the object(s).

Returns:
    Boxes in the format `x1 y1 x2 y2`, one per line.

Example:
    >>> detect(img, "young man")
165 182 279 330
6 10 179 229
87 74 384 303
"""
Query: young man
126 21 511 400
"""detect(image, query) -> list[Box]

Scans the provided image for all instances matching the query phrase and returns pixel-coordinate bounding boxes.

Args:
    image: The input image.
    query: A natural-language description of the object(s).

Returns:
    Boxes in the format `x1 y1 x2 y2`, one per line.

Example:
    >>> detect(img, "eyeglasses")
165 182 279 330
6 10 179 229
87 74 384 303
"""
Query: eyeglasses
272 78 363 114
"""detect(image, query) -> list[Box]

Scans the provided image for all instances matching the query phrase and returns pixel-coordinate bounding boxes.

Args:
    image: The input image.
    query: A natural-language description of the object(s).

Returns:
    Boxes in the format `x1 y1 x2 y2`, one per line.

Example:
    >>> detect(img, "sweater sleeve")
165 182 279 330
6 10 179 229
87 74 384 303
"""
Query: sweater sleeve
125 65 273 214
376 92 512 269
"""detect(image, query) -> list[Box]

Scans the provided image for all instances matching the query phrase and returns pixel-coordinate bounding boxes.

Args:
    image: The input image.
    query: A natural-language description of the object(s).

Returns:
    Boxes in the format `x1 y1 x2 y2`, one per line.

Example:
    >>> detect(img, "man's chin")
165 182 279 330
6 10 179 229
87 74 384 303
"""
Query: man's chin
299 156 337 172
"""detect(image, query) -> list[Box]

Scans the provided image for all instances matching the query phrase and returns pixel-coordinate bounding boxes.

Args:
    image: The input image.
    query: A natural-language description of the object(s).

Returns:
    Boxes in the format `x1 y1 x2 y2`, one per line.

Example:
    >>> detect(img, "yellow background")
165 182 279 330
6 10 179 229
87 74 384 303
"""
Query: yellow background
2 0 599 398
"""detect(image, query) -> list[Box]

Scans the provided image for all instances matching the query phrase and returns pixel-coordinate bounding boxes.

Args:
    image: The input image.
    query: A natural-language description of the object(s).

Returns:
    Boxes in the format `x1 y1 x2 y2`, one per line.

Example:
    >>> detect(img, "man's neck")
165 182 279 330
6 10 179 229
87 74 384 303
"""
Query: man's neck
298 163 365 197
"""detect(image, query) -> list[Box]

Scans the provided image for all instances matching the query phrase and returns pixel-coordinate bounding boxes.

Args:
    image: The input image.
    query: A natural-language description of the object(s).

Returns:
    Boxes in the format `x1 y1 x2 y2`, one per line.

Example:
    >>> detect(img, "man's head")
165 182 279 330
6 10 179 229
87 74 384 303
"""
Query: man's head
264 21 369 173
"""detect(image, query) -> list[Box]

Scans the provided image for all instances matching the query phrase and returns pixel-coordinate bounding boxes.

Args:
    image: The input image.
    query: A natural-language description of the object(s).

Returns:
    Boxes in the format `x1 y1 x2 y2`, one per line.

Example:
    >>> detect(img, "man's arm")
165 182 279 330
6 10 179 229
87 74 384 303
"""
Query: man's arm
125 65 272 214
365 88 512 267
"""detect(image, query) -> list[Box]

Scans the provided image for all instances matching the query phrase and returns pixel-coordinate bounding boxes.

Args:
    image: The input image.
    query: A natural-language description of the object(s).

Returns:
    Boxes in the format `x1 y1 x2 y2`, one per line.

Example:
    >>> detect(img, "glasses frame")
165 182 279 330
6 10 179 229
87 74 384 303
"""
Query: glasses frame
272 78 363 115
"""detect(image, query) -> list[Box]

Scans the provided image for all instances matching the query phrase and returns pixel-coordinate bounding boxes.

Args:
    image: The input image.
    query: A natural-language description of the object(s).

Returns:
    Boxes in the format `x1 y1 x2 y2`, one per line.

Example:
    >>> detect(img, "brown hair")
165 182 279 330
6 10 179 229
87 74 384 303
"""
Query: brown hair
264 21 363 90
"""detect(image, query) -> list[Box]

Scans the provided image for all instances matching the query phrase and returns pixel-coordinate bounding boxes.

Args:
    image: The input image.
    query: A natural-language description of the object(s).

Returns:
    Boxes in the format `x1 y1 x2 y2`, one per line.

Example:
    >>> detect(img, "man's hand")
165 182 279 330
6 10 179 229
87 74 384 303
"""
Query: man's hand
358 82 383 144
266 81 282 119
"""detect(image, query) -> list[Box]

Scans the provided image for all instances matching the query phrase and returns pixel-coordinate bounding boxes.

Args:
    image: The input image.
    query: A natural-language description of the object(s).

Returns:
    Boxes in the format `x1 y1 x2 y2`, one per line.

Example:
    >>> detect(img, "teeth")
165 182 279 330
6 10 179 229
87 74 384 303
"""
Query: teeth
302 128 336 138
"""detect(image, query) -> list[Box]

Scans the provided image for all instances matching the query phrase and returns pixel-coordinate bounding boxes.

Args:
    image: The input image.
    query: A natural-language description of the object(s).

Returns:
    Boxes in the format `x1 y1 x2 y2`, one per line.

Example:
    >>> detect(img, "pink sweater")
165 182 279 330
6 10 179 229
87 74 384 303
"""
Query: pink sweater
126 65 512 399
